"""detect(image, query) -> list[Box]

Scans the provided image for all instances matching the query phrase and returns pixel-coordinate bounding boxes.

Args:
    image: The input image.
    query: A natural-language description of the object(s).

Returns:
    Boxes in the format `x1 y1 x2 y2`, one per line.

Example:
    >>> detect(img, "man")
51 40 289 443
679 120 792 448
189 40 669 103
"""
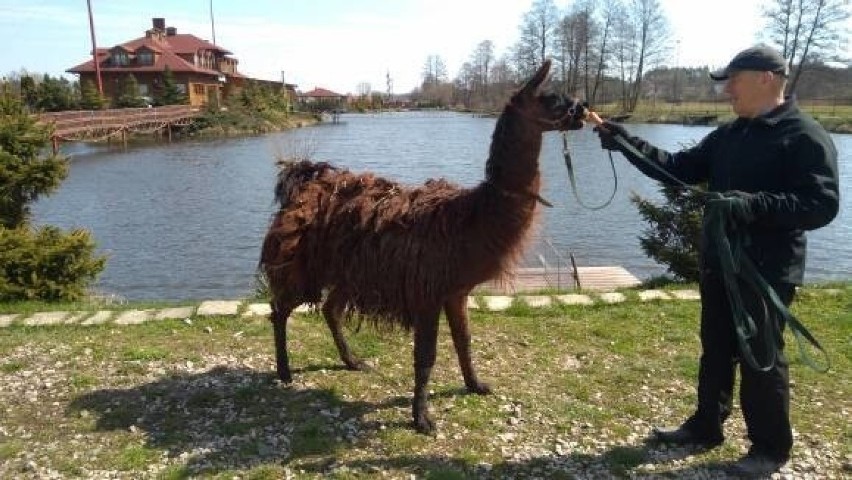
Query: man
594 45 839 477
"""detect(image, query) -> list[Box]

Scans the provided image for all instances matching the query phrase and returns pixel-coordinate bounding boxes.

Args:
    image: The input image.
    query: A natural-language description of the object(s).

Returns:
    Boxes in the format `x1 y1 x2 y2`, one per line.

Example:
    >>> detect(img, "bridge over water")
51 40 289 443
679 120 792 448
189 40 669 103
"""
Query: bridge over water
37 105 202 153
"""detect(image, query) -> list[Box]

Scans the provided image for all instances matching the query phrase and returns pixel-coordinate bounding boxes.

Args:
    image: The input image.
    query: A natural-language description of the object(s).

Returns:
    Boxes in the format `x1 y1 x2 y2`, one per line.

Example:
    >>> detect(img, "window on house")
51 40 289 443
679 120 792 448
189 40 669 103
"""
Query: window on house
137 51 153 65
112 51 129 66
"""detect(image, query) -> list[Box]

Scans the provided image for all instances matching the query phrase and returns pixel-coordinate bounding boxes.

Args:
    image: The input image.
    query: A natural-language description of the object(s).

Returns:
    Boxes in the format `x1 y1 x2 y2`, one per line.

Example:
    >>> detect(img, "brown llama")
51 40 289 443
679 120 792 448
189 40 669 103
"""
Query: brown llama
260 60 586 434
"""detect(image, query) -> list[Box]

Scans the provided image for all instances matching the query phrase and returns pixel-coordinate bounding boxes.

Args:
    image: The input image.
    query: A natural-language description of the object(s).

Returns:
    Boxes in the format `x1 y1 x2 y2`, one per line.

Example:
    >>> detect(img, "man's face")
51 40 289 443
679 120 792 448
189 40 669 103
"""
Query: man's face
722 70 777 118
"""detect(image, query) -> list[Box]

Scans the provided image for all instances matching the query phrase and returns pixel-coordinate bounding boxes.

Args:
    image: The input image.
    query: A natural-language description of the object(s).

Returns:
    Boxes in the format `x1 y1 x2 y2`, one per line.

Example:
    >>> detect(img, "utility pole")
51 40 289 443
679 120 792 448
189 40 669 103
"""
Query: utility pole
210 0 217 45
86 0 103 95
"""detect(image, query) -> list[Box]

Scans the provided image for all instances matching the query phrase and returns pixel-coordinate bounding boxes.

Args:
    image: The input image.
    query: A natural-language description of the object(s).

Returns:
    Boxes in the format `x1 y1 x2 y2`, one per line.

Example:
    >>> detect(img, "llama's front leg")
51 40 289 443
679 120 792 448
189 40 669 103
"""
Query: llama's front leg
270 300 294 383
412 312 440 434
445 295 491 394
322 289 366 371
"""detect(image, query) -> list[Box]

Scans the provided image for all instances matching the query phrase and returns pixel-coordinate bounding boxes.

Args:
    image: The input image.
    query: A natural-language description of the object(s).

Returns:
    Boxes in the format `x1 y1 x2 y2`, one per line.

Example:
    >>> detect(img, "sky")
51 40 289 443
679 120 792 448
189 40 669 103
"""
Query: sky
0 0 848 95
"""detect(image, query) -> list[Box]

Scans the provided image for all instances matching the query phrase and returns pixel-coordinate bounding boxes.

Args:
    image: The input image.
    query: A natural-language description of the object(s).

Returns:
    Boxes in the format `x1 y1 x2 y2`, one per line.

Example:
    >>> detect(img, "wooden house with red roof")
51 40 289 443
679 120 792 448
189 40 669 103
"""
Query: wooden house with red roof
298 87 348 111
67 18 249 107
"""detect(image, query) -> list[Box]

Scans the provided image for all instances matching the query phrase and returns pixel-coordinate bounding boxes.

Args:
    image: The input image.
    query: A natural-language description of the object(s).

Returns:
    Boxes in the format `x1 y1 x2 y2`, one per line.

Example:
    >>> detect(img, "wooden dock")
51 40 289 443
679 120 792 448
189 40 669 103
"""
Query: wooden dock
477 266 641 294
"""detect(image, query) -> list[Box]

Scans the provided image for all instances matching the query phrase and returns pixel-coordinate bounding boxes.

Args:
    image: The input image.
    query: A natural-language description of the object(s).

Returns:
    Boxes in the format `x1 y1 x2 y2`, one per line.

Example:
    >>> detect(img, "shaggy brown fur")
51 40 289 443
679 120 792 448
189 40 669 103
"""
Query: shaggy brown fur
260 60 585 434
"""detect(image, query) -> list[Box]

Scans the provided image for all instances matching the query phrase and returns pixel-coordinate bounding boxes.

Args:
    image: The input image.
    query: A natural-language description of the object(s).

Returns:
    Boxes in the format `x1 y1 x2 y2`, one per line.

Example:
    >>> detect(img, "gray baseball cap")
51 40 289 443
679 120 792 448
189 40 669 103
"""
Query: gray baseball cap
709 45 789 80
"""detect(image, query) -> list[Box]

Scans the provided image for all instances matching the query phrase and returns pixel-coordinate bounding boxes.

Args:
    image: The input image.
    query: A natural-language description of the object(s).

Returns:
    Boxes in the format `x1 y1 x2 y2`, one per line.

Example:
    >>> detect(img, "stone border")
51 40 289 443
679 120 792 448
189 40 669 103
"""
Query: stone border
0 290 710 328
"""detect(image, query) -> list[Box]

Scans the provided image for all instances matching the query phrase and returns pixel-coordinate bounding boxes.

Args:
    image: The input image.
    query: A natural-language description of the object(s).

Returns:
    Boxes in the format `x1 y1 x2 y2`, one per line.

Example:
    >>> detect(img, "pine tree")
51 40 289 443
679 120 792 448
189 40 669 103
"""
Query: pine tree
79 79 106 110
0 90 67 227
0 88 106 300
630 183 704 282
115 74 146 108
157 66 186 105
19 75 38 112
35 75 76 112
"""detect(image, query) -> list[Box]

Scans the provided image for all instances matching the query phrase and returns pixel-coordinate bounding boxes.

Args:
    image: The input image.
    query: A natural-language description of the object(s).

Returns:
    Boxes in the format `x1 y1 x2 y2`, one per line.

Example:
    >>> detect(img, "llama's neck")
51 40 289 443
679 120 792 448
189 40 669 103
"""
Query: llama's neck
484 106 543 195
452 105 545 282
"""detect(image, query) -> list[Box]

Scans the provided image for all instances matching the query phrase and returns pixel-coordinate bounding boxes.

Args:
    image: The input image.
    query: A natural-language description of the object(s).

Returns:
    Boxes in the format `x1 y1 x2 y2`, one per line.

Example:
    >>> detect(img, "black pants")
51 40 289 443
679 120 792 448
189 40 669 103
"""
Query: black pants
687 270 795 461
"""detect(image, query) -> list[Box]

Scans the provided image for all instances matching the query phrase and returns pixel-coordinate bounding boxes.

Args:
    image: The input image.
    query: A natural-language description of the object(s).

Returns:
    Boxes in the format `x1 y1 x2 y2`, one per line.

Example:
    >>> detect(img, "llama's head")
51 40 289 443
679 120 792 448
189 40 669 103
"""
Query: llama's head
511 59 587 132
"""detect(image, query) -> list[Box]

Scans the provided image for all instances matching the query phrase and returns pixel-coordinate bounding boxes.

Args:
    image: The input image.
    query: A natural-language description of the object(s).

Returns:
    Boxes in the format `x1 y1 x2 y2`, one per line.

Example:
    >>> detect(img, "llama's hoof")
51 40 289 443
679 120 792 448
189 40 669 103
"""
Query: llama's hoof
276 371 293 384
467 381 492 395
413 414 436 435
345 359 371 371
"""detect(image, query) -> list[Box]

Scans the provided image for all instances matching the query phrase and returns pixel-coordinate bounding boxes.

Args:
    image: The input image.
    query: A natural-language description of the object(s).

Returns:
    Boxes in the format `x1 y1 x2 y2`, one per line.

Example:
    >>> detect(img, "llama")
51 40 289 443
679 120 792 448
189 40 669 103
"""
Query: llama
260 60 585 434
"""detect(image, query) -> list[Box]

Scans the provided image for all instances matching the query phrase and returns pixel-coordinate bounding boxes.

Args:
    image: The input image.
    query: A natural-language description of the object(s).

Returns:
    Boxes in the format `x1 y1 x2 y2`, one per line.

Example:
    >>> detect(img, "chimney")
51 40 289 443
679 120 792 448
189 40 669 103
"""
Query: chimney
166 27 177 36
152 18 165 31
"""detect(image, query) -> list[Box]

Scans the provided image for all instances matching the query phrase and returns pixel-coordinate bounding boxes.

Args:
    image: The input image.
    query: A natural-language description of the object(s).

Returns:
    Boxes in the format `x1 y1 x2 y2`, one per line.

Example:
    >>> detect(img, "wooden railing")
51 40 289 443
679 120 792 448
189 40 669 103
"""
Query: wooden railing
37 105 202 152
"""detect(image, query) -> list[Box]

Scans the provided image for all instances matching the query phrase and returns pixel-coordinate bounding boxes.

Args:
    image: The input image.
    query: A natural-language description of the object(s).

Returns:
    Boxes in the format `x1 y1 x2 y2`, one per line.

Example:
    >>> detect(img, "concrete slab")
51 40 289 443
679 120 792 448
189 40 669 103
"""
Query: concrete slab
638 290 671 301
64 312 91 324
243 303 272 317
81 311 113 325
154 307 195 320
483 296 513 311
22 311 70 326
0 314 21 327
466 296 479 310
599 292 626 304
521 295 552 308
197 300 241 316
555 294 594 306
114 309 154 325
669 290 701 301
293 304 312 313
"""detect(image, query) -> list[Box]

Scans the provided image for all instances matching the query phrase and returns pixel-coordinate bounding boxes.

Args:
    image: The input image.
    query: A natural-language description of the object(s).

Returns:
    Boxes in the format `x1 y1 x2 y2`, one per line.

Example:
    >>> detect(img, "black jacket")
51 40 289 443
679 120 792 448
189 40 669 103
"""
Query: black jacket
616 98 839 285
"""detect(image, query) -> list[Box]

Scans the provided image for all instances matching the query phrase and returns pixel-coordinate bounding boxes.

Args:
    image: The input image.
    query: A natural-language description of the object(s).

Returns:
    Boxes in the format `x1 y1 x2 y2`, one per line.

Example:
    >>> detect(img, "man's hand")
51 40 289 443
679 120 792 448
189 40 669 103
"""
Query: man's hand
706 191 755 226
593 121 630 151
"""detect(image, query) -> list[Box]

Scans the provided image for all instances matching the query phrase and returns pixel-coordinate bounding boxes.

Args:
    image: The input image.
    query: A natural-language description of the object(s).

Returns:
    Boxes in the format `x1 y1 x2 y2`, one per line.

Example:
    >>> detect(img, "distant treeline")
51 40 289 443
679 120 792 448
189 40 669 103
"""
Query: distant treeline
409 62 851 112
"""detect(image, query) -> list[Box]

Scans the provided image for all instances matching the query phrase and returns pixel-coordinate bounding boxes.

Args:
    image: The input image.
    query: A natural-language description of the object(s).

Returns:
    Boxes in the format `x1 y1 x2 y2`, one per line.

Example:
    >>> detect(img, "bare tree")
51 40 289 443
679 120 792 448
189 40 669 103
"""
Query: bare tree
454 61 476 108
589 0 621 105
629 0 670 110
761 0 850 93
608 0 669 111
488 55 519 104
422 55 448 86
610 3 639 110
514 0 561 77
554 1 598 97
470 40 495 104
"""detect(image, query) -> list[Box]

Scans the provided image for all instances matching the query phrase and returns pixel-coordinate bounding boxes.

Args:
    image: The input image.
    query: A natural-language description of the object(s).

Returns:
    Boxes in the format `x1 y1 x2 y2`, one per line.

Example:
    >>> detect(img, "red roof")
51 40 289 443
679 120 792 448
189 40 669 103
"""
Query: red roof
123 33 231 55
300 87 345 98
67 32 238 77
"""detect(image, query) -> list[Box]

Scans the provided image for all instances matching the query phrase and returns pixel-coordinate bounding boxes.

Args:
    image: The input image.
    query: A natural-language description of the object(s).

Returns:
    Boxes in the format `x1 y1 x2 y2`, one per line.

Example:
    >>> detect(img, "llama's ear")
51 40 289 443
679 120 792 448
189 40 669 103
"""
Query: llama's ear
520 59 552 94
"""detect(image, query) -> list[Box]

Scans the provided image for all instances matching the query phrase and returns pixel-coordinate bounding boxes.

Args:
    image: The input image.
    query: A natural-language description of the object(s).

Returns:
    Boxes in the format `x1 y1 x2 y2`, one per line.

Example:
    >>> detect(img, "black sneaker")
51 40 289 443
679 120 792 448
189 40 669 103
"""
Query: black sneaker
727 452 787 478
650 425 723 448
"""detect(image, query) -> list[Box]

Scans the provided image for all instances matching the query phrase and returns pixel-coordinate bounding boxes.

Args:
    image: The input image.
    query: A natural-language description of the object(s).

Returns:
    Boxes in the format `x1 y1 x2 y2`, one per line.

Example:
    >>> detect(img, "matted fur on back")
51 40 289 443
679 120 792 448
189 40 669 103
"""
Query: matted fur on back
261 160 508 328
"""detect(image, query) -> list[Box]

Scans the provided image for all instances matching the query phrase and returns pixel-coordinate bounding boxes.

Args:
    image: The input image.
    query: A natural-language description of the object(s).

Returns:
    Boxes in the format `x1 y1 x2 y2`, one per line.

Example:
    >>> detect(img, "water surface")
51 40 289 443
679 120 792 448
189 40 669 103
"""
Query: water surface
35 112 851 300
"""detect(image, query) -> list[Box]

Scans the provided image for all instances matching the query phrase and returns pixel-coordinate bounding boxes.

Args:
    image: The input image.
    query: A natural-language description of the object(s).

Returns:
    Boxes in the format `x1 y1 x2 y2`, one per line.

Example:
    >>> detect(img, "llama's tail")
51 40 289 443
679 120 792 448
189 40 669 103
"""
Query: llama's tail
273 160 336 208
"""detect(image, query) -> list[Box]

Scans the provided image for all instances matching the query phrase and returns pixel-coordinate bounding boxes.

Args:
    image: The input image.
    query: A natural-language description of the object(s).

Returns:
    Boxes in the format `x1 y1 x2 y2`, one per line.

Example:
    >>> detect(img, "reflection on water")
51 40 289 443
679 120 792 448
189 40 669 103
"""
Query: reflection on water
34 112 851 300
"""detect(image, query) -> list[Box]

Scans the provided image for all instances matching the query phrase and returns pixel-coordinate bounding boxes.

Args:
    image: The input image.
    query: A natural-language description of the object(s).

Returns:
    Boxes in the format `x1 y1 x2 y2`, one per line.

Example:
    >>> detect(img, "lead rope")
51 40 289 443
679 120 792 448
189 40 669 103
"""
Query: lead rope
606 131 829 373
561 131 618 210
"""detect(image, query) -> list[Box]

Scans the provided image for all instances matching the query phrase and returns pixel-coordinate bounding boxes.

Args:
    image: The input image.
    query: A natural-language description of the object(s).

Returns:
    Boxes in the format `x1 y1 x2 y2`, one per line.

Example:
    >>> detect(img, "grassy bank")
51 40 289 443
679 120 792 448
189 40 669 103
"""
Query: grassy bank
187 109 321 138
595 101 852 133
0 284 849 479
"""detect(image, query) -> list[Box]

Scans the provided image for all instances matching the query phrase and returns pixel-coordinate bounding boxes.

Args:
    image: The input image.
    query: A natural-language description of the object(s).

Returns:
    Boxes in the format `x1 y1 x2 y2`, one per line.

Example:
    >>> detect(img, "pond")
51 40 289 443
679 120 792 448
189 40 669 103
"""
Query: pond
34 112 852 300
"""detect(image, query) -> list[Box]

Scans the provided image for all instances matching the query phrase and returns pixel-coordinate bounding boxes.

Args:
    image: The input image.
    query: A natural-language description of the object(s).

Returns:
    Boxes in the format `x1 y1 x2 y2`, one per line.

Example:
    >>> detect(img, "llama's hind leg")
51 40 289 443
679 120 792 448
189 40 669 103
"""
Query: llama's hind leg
412 310 440 434
270 298 298 383
322 288 367 371
445 294 491 394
